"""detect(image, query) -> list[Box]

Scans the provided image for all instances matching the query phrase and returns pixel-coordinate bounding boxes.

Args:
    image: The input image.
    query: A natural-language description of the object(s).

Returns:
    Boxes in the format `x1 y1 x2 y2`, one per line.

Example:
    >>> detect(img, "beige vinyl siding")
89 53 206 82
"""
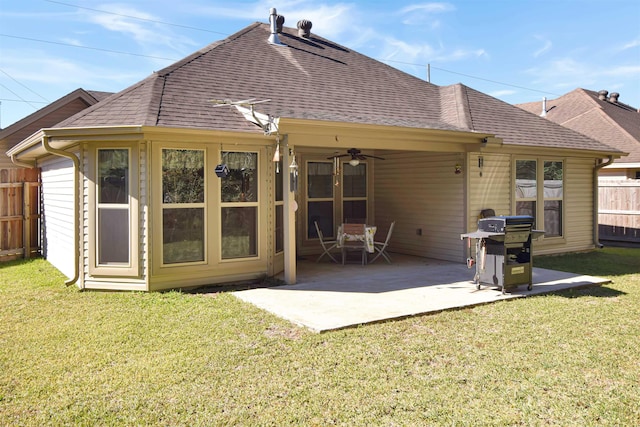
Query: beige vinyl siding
465 153 596 257
536 156 595 255
467 152 512 229
374 151 464 262
40 155 77 279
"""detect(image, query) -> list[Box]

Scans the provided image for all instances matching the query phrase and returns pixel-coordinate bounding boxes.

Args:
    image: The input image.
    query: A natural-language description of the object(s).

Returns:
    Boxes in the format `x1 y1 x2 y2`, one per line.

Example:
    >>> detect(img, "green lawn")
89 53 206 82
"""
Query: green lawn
1 248 639 426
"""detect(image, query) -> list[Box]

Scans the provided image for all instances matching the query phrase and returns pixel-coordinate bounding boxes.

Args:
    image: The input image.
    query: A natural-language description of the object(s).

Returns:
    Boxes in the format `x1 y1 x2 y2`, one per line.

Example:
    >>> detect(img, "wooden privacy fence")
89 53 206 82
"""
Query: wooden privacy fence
598 181 640 244
0 168 41 261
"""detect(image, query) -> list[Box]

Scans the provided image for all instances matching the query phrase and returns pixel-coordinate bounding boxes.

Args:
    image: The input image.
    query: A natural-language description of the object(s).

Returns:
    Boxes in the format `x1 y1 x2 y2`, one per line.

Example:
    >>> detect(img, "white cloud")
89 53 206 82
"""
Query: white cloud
619 38 640 51
397 2 455 27
83 4 197 53
600 64 640 77
532 36 552 58
489 89 516 98
2 49 143 86
201 1 358 39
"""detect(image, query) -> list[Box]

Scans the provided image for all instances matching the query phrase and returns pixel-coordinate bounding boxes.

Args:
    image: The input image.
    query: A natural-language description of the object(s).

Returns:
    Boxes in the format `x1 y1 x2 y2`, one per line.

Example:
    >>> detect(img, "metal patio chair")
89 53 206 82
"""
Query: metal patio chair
340 223 367 265
369 221 395 264
314 221 339 263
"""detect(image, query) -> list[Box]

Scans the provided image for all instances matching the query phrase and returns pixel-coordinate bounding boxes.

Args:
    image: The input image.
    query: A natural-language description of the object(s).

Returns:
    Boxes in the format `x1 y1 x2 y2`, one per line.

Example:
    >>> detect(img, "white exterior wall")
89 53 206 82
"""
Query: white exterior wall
374 151 465 262
40 155 77 279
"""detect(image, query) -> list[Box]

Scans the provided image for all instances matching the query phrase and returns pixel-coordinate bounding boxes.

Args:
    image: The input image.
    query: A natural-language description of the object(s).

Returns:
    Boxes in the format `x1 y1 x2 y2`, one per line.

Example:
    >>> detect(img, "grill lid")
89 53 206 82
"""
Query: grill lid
478 215 534 233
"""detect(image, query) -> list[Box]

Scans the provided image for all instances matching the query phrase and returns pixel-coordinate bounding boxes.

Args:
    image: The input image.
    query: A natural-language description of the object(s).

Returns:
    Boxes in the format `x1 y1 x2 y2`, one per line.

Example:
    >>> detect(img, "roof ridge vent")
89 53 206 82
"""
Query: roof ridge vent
297 19 312 38
268 8 286 46
598 90 608 101
609 92 619 103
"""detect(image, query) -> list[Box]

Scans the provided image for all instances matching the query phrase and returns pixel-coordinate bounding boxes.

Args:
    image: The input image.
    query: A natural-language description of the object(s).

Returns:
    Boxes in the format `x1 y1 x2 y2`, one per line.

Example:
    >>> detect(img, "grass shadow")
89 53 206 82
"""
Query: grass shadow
537 283 627 299
535 247 640 277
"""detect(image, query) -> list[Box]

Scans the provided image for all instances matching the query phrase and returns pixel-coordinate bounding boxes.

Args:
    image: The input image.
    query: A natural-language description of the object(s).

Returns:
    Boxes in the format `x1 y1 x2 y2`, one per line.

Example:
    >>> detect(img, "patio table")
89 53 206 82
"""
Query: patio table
337 225 377 253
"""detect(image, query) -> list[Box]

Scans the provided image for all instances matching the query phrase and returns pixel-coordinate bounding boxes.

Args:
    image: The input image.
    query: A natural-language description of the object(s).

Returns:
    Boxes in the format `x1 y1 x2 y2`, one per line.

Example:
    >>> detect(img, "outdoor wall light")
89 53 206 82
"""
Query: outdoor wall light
455 163 462 174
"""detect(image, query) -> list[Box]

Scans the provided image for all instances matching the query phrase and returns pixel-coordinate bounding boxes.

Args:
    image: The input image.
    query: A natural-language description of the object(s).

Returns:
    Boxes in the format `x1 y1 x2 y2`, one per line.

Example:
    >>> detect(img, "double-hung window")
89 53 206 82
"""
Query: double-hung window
92 147 138 276
515 159 564 237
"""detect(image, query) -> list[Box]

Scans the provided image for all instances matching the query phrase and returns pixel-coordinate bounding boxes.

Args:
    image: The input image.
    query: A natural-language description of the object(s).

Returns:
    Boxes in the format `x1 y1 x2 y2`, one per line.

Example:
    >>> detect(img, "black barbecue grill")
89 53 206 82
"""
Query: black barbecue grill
461 215 543 294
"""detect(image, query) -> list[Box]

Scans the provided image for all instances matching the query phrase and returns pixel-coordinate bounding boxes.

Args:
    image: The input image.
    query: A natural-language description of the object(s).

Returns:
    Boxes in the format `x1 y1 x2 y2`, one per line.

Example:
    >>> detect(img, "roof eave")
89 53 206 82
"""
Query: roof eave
280 117 495 151
7 125 147 161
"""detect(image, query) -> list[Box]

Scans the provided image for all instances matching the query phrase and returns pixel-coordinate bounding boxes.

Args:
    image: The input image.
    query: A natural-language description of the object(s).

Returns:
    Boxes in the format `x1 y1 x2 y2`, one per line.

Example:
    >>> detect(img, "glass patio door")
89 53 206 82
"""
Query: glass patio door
306 160 369 240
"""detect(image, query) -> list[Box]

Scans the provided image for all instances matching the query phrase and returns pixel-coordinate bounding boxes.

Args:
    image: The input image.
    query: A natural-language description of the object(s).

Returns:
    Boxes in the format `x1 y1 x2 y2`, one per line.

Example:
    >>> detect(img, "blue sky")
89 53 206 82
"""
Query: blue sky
1 0 639 128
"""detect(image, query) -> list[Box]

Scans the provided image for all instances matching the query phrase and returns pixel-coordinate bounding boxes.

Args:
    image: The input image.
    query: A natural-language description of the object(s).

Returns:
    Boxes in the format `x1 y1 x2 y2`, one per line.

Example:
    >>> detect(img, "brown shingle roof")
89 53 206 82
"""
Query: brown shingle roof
1 88 110 153
517 88 639 162
56 22 621 156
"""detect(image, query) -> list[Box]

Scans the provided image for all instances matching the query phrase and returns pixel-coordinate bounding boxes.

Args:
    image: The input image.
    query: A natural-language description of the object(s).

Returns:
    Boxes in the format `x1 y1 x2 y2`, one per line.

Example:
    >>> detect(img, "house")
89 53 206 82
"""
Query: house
0 88 111 261
517 89 640 244
6 10 624 291
1 88 112 168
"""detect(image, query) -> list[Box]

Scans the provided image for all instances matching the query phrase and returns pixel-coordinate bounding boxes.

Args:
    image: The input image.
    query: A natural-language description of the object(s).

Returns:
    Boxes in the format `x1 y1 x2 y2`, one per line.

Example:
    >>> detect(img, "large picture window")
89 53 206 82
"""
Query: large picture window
162 149 205 264
515 159 564 237
220 151 258 259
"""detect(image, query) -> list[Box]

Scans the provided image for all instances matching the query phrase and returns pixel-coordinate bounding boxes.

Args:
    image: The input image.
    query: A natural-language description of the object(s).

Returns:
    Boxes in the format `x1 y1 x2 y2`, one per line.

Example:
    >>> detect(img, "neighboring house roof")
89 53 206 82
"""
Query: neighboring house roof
517 88 640 163
1 88 111 160
41 22 621 156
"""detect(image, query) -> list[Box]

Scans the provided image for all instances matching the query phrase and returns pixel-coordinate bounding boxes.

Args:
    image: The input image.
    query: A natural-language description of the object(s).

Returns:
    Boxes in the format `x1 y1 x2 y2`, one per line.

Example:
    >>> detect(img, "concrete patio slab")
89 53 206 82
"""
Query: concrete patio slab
233 255 610 332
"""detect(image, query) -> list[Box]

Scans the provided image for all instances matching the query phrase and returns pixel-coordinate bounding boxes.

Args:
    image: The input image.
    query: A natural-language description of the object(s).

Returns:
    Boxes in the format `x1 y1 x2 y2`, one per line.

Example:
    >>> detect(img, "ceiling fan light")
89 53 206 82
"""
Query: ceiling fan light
349 159 360 167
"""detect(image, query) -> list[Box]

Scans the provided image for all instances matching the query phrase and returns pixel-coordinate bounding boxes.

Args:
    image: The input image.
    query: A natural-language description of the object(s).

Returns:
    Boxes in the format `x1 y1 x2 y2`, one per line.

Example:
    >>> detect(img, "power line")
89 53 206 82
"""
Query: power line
2 30 560 99
44 0 229 36
3 3 562 103
45 0 559 98
381 59 561 97
0 98 48 104
0 34 179 62
0 68 50 102
0 82 40 110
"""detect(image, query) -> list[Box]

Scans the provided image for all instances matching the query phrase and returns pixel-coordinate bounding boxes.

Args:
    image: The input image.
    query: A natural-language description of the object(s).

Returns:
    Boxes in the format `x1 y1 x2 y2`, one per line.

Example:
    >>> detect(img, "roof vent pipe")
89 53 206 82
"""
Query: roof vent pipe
268 8 286 46
598 90 608 101
540 97 547 117
297 19 312 38
609 92 619 103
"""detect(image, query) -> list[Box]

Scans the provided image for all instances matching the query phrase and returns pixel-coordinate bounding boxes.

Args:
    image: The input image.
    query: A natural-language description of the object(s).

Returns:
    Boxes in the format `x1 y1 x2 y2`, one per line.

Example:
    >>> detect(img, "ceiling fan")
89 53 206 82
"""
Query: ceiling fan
327 148 385 166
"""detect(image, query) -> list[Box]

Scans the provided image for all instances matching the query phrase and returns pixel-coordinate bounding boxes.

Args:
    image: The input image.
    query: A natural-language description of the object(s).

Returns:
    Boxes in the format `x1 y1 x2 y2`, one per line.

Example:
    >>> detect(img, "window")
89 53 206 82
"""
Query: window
307 161 334 239
342 163 367 223
543 161 563 237
97 149 130 265
274 158 284 253
515 159 564 237
162 149 205 264
515 160 537 222
220 151 258 259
